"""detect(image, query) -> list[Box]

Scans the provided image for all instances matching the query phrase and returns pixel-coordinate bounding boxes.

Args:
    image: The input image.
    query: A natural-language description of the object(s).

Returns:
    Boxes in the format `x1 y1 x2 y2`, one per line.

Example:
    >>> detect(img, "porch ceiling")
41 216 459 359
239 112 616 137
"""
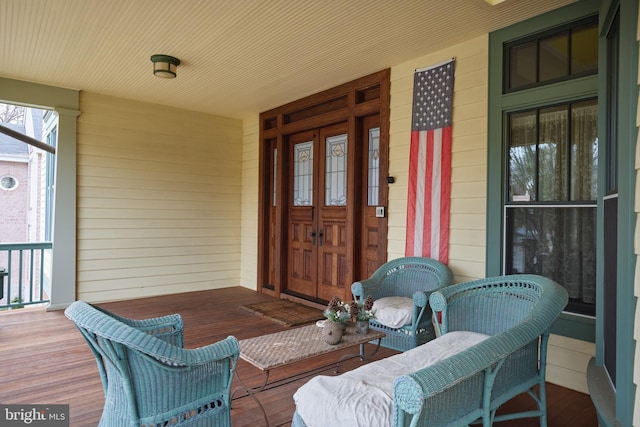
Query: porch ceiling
0 0 574 119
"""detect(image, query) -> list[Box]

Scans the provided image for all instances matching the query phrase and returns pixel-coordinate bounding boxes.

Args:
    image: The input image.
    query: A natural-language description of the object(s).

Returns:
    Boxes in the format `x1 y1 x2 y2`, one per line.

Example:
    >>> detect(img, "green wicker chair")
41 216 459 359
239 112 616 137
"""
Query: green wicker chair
394 274 568 426
65 301 240 427
292 274 568 427
351 257 454 351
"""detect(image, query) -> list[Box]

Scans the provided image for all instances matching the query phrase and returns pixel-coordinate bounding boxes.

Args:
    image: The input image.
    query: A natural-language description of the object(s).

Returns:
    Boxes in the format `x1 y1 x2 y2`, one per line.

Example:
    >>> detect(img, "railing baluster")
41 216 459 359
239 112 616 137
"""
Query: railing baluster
7 249 12 305
29 248 34 303
18 249 23 305
39 248 45 302
0 243 52 310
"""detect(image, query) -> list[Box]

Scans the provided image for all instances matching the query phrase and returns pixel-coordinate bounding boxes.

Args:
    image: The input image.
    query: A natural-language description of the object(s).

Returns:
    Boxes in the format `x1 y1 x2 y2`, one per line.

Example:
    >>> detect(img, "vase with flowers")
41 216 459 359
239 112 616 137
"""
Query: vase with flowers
349 295 376 334
322 296 351 344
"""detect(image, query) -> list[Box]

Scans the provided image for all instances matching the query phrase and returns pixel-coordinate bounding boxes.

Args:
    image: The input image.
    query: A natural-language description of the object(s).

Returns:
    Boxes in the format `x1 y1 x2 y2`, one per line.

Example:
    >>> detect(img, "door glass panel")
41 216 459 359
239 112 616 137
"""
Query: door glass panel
273 148 277 206
509 111 537 202
539 105 568 201
368 127 380 206
571 100 598 201
325 134 347 206
293 141 313 206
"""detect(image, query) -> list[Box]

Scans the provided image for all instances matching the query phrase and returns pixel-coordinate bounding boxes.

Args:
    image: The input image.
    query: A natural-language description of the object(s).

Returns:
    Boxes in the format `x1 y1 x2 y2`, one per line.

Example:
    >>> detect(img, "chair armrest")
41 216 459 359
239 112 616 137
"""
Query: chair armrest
412 291 428 308
394 338 503 416
351 277 381 300
134 335 240 368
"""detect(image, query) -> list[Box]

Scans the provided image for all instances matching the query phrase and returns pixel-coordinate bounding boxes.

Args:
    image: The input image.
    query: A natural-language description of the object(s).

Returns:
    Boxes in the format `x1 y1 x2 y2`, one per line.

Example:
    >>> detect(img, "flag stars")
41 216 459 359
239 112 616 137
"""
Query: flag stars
411 62 454 131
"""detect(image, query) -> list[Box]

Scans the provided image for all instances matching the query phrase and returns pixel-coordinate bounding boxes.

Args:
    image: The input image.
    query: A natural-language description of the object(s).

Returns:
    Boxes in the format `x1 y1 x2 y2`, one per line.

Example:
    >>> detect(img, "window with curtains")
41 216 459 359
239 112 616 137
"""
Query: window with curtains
505 100 597 316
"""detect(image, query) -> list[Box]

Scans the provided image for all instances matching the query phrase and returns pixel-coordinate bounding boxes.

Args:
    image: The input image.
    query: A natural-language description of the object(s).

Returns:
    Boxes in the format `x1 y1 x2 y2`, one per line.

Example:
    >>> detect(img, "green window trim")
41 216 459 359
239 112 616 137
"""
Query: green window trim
487 0 600 342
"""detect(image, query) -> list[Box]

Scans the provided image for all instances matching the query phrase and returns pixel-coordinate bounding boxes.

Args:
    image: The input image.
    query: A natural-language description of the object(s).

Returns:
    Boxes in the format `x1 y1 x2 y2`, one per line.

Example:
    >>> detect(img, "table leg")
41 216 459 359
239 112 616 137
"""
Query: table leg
232 370 271 426
334 337 383 373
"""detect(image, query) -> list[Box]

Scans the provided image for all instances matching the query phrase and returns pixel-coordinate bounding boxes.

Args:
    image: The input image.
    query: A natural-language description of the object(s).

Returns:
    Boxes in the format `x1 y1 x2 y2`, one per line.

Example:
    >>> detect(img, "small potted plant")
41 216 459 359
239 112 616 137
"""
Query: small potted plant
322 296 350 344
349 295 375 334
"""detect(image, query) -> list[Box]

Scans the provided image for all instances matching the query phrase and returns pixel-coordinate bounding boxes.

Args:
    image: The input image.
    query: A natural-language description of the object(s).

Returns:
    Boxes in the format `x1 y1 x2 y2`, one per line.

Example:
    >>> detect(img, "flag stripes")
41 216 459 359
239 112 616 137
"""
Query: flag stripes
405 60 454 263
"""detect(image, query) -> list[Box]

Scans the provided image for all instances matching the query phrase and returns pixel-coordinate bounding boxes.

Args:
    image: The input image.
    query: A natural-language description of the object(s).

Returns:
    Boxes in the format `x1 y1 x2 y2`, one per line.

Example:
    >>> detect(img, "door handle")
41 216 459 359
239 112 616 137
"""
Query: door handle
318 230 323 246
310 231 316 245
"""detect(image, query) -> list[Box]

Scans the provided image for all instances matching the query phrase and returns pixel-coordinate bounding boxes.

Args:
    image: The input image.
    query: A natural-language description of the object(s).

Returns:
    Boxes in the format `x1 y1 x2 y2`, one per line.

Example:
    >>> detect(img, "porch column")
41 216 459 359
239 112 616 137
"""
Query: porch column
47 107 81 310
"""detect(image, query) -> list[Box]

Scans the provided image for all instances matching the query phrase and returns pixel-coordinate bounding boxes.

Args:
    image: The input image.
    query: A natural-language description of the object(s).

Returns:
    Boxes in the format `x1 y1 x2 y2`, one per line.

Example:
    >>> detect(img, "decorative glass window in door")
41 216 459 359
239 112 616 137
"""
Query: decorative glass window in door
368 127 380 206
325 134 348 206
273 148 278 207
293 141 313 206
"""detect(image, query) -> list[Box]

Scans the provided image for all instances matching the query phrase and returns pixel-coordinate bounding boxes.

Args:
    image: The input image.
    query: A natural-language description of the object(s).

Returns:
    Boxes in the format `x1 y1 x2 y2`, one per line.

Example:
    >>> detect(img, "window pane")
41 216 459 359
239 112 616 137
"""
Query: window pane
571 100 598 201
509 41 537 89
272 148 277 207
509 111 537 202
293 141 313 206
506 206 595 315
539 32 569 82
538 106 568 201
571 23 599 75
368 127 380 206
325 134 347 206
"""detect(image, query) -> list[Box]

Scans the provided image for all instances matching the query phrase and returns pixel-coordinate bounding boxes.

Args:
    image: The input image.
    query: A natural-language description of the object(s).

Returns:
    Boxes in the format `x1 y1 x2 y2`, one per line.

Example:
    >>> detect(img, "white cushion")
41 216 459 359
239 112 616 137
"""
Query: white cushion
293 331 490 427
372 296 414 329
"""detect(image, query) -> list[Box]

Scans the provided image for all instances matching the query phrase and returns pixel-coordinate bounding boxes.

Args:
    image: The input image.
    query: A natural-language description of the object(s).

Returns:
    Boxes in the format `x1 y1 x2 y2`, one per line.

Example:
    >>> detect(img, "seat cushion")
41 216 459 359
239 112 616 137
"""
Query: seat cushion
293 331 490 427
372 296 414 329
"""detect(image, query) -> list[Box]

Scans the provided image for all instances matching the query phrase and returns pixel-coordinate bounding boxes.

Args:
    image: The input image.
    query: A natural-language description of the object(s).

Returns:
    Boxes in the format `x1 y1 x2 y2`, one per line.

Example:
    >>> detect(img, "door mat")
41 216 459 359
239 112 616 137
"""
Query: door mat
240 299 325 327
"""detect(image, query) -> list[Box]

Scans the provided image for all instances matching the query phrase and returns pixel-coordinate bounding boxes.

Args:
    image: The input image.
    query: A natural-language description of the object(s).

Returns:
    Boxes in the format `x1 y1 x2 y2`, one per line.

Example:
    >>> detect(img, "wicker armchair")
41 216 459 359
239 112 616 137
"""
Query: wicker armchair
351 256 454 351
293 274 568 427
65 301 240 427
394 274 569 426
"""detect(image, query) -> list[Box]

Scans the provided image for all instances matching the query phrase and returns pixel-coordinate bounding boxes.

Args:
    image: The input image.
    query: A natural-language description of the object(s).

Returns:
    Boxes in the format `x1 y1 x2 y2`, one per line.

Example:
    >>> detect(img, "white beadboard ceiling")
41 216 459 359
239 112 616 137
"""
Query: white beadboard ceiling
0 0 575 119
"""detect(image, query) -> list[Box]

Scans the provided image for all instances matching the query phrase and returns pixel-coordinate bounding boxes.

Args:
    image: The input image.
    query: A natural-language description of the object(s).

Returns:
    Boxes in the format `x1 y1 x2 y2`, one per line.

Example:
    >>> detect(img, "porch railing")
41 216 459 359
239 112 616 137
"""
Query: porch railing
0 242 52 310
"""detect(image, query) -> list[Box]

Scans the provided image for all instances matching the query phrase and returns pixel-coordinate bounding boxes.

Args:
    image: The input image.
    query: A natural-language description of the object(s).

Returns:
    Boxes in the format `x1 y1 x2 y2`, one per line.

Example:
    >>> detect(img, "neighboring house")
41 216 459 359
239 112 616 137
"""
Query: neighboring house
0 127 29 245
0 107 51 305
0 0 636 425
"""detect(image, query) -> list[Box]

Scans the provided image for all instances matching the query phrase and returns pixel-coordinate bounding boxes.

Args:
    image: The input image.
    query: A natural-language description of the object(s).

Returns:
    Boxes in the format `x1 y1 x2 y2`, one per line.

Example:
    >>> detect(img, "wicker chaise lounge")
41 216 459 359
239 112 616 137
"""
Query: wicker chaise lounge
65 301 240 427
293 274 568 427
351 256 454 351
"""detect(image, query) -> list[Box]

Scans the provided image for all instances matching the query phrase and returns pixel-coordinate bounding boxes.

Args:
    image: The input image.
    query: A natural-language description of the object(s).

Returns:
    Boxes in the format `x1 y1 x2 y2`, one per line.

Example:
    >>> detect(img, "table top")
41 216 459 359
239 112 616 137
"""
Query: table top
238 323 385 371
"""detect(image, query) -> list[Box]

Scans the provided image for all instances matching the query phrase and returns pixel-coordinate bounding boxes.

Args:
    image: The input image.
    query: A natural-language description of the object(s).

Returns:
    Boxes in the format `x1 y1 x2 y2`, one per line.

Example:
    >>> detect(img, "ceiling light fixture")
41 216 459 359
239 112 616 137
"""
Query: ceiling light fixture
150 54 180 78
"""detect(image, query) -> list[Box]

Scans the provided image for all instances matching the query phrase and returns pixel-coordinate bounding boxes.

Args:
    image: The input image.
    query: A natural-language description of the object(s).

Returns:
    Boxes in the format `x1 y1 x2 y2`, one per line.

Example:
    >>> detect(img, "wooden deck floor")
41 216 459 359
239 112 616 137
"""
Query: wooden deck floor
0 287 598 426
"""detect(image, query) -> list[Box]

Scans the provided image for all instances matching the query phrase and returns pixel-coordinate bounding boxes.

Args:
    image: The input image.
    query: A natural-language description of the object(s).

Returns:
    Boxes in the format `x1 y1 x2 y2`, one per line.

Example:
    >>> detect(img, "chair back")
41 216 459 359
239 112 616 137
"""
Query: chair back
65 301 239 427
429 274 568 337
352 256 453 300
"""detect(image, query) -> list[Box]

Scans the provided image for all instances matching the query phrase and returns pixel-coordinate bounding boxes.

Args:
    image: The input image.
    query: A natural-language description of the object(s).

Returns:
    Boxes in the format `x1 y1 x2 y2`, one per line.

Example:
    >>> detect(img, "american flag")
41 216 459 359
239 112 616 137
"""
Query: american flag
405 60 454 263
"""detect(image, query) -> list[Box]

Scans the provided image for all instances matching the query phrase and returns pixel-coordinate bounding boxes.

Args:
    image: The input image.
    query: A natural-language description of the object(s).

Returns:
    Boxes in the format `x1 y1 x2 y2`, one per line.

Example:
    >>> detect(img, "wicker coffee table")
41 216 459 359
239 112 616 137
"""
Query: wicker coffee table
234 323 385 425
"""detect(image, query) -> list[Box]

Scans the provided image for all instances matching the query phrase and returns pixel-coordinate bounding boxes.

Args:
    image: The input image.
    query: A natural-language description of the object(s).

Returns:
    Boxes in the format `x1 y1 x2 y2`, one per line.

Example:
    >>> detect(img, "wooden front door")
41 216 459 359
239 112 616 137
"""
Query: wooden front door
287 123 350 301
257 69 391 304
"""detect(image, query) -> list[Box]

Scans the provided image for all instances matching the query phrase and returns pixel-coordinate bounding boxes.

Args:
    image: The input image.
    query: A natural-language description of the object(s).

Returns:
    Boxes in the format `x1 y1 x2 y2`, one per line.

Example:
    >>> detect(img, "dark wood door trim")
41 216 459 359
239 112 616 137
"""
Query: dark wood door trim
258 69 390 299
